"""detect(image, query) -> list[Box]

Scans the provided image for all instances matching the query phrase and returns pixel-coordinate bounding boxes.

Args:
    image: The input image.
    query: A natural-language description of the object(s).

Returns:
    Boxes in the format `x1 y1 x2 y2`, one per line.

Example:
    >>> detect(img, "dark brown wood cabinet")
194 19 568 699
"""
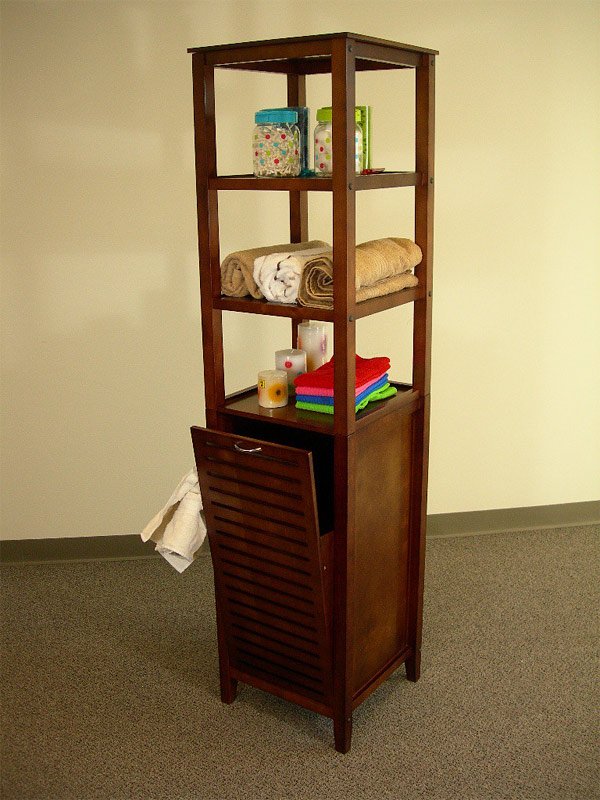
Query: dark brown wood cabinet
188 32 436 753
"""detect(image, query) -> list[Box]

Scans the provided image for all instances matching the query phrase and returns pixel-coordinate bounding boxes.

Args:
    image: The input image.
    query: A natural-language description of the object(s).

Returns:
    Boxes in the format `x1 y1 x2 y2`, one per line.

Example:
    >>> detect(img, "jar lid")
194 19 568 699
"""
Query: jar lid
255 108 298 124
316 106 362 124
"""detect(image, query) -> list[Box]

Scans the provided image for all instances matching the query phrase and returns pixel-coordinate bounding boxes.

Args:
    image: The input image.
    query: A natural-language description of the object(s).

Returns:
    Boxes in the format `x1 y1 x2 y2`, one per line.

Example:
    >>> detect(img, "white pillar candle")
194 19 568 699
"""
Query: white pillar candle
257 369 288 408
297 321 328 372
275 349 307 394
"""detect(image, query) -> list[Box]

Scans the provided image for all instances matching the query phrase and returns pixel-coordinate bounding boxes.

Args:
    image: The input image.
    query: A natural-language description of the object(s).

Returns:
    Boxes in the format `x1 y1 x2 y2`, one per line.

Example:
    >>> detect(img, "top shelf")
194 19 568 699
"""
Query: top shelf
188 32 437 73
210 172 421 192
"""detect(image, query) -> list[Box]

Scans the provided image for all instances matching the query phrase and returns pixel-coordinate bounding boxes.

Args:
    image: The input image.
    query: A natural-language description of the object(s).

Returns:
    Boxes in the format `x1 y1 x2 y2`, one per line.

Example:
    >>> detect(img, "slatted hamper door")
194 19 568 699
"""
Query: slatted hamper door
191 426 333 715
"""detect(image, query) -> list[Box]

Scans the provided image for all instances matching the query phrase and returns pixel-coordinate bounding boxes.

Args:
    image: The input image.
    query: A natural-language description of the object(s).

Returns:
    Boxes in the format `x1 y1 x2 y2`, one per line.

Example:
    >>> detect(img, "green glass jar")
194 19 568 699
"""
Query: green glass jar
314 107 363 175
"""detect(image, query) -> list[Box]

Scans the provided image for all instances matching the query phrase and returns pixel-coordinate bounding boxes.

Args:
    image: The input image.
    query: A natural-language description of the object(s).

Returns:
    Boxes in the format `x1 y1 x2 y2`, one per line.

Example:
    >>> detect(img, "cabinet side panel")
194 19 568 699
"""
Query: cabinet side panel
352 409 413 694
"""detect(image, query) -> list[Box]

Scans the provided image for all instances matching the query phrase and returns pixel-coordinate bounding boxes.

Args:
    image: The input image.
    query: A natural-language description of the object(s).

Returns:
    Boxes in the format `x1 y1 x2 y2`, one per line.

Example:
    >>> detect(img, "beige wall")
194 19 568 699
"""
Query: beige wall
1 0 599 540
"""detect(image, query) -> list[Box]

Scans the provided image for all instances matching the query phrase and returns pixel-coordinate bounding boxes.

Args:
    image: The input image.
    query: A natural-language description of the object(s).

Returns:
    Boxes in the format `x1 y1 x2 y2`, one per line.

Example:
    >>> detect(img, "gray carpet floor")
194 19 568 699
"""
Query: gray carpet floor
1 525 598 800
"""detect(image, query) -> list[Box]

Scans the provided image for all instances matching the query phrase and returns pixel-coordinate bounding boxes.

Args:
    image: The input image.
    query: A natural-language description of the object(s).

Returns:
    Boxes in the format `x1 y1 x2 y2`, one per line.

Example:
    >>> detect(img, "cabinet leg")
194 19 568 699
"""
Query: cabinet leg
333 714 352 753
406 649 421 682
220 676 238 704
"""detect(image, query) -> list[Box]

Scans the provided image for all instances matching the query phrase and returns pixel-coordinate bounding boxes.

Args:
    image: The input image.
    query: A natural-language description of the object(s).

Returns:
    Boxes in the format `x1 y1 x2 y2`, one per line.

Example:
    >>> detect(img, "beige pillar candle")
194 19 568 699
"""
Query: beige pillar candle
297 321 328 372
257 369 288 408
275 349 307 394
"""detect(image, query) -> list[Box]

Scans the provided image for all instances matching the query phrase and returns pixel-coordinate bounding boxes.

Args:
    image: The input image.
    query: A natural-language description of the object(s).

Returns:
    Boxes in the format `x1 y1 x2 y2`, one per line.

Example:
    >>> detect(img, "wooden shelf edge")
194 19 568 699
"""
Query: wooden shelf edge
353 285 424 318
216 286 422 320
355 172 421 190
216 296 334 321
209 172 419 192
210 175 333 191
218 382 420 435
188 32 438 57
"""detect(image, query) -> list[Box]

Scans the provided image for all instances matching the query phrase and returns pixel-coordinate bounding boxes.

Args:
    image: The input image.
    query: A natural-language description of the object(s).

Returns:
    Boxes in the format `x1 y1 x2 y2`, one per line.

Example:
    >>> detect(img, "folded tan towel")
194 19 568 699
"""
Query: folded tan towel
297 237 422 308
354 237 422 289
221 240 330 299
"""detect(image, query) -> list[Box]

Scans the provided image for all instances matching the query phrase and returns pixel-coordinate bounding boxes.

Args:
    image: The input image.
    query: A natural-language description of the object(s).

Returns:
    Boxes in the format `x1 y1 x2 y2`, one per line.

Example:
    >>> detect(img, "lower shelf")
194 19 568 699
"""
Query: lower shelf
219 381 419 434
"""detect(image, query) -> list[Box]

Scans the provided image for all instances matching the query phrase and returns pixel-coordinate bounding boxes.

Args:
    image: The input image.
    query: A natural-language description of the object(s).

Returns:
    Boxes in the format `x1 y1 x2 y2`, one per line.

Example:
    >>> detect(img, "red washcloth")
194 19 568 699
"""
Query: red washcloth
294 354 391 391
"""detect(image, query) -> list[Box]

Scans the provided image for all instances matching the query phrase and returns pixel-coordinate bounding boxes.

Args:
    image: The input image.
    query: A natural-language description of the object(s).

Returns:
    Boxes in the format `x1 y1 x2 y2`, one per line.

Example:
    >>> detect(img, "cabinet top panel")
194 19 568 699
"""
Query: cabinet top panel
187 33 437 72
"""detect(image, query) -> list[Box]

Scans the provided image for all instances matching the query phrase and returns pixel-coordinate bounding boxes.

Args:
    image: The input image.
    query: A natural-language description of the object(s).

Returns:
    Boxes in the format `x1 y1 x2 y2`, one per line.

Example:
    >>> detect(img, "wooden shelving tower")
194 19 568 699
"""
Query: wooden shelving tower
188 32 436 753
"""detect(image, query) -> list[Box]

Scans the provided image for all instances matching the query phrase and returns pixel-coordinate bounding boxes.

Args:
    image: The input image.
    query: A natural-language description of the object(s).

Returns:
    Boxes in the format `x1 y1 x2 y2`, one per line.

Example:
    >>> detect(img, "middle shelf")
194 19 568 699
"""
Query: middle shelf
216 285 424 320
218 381 420 434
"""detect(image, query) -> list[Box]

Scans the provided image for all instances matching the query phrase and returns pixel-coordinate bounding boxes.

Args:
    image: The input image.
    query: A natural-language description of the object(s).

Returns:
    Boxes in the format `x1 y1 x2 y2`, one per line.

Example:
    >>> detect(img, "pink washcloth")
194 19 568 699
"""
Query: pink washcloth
296 372 389 398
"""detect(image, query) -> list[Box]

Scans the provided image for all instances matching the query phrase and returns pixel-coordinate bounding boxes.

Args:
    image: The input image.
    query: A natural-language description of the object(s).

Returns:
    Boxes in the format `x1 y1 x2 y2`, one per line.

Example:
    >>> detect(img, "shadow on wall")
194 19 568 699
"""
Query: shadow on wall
2 3 212 539
3 3 423 539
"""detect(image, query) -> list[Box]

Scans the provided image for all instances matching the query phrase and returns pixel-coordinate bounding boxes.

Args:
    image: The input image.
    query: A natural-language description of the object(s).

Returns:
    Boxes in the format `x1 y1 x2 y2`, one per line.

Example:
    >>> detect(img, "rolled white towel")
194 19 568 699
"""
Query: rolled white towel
253 245 332 303
141 469 206 573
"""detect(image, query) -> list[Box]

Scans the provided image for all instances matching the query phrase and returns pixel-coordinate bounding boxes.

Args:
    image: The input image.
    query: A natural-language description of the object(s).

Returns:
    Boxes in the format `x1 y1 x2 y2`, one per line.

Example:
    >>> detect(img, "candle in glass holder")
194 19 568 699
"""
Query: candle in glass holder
275 349 307 394
257 369 288 408
297 321 328 372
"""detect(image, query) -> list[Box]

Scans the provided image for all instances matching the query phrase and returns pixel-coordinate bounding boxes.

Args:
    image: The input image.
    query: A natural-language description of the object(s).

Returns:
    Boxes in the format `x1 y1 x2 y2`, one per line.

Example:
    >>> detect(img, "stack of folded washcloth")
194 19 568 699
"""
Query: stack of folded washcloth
294 355 397 415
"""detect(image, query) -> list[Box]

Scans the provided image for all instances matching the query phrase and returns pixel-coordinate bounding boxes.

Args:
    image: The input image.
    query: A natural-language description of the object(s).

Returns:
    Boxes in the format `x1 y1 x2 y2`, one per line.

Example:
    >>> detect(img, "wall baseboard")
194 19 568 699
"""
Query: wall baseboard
1 501 598 564
427 500 600 538
0 534 158 565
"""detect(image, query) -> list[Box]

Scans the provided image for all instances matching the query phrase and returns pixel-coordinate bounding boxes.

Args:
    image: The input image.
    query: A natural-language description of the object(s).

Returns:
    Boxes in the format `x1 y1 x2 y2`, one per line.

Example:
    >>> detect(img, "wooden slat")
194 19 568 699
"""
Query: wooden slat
210 491 306 530
230 617 320 654
234 659 326 703
231 638 323 678
230 667 332 718
213 505 308 542
229 607 318 643
215 542 311 582
225 582 315 621
213 517 309 556
202 435 303 466
226 595 318 635
205 460 300 495
231 620 322 668
206 474 304 514
220 563 315 604
202 441 302 478
227 586 316 631
215 527 310 571
234 647 325 688
234 652 326 695
230 630 321 666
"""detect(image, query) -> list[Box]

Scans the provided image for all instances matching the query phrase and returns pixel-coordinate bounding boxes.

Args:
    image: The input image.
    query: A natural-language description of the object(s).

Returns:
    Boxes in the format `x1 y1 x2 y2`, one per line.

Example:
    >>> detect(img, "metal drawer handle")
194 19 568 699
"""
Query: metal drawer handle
234 442 262 454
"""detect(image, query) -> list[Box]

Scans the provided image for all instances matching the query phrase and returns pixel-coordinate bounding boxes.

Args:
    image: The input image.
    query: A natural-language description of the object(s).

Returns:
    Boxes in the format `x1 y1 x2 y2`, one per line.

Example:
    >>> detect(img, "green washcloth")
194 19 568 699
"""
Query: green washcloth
296 383 397 415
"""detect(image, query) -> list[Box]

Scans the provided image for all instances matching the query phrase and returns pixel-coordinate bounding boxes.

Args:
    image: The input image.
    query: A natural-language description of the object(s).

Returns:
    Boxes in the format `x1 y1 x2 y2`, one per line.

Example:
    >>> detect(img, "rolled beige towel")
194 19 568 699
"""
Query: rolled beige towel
297 237 422 309
221 240 330 299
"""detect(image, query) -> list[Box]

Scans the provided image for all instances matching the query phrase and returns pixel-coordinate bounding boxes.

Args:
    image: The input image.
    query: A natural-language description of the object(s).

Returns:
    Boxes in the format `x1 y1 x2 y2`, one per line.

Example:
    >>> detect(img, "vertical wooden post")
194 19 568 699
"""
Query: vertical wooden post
192 53 225 430
287 67 308 348
332 40 357 435
331 36 357 754
191 53 235 702
407 52 435 681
